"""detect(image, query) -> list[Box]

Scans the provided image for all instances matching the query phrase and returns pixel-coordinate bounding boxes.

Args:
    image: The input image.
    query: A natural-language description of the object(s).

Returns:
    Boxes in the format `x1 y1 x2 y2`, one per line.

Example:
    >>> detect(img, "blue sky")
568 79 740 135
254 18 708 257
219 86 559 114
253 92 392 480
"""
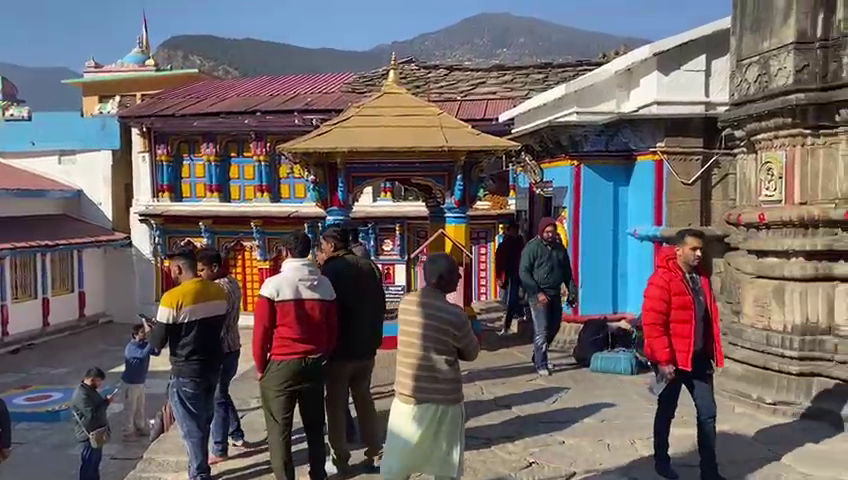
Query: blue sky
0 0 730 70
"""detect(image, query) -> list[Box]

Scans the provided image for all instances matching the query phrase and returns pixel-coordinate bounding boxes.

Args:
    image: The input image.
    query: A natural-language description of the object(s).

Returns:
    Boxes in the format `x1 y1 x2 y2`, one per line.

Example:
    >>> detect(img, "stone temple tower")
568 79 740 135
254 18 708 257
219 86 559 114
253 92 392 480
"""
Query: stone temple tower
718 0 848 425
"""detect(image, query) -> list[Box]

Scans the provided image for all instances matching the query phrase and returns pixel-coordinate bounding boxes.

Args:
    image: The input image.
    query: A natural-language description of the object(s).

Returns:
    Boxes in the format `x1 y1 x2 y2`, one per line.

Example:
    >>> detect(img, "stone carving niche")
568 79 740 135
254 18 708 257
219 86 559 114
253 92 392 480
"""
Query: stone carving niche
757 151 784 204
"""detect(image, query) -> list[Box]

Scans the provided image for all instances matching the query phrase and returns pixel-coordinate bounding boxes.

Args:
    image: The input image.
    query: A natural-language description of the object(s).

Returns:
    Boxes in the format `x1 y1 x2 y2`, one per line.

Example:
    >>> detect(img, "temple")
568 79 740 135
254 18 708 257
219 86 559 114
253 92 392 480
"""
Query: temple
118 54 602 325
62 14 208 116
715 0 848 422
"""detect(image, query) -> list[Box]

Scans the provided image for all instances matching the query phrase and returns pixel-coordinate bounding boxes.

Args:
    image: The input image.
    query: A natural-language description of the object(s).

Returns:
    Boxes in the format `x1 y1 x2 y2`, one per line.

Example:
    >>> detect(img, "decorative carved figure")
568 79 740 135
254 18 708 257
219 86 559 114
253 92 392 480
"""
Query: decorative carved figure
758 152 785 203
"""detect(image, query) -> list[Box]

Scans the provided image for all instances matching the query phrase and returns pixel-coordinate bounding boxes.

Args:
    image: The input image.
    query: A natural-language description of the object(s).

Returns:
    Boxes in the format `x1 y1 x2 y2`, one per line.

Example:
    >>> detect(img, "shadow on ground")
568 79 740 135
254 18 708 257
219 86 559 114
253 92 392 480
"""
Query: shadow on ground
466 402 614 451
579 384 847 479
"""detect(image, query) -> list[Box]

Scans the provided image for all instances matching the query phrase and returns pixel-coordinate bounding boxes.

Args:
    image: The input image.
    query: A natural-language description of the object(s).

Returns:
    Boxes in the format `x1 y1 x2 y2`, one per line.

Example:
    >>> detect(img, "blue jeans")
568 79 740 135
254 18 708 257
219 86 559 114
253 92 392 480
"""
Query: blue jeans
79 441 102 480
654 353 719 477
529 294 562 370
211 350 245 457
169 375 217 480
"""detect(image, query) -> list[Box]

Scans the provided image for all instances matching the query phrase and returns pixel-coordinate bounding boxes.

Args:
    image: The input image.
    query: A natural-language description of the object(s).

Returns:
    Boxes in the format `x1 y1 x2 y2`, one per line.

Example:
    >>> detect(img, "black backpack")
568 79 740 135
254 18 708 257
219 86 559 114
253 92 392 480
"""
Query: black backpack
572 319 611 367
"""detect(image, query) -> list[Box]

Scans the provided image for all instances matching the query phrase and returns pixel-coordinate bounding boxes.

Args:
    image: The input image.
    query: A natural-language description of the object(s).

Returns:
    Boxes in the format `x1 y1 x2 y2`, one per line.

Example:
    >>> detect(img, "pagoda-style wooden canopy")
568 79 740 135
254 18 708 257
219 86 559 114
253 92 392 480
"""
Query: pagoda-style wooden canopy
279 54 521 157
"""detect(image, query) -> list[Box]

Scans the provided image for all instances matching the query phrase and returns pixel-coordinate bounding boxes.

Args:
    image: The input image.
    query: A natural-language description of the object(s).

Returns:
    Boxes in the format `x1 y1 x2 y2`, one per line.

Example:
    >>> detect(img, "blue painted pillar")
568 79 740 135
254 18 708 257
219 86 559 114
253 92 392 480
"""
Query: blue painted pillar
201 138 222 201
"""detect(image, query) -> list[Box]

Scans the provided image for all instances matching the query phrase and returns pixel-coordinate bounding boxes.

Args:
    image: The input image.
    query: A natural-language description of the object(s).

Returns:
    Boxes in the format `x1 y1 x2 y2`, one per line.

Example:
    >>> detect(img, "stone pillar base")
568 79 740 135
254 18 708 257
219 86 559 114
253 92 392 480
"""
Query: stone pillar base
718 346 848 429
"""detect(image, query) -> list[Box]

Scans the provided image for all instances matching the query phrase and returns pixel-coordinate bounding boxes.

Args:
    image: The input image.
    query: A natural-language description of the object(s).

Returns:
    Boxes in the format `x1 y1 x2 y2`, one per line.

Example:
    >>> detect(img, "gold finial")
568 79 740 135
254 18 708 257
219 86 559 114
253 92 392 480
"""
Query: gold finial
386 52 398 86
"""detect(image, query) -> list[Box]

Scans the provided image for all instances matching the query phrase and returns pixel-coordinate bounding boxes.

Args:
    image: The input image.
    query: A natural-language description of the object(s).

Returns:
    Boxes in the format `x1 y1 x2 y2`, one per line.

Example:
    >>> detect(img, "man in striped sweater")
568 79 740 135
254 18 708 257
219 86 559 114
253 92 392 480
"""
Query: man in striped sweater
253 231 337 480
382 253 480 480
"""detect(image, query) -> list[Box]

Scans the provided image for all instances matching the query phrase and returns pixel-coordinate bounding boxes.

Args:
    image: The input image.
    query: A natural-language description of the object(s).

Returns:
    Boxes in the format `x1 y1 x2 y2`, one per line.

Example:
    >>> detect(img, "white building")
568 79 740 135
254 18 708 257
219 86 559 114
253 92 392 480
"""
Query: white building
0 110 134 344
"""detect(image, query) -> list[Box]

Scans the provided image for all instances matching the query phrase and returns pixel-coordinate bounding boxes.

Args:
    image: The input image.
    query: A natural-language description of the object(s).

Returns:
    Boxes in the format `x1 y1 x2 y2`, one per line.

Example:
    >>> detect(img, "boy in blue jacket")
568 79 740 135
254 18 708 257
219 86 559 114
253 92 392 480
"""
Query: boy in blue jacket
121 323 157 439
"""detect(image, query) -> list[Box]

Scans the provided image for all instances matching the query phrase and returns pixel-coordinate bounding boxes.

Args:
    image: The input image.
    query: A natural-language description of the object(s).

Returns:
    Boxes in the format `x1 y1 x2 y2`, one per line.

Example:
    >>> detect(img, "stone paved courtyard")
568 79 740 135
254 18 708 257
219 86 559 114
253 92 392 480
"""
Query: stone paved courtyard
0 321 846 479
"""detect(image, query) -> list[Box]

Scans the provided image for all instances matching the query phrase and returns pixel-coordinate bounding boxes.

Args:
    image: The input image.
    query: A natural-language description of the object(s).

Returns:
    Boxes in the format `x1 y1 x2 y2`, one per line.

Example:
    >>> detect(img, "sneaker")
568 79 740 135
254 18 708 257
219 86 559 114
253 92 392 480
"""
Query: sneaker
498 327 511 336
536 367 552 377
363 456 380 473
655 463 680 479
208 455 228 465
230 438 245 448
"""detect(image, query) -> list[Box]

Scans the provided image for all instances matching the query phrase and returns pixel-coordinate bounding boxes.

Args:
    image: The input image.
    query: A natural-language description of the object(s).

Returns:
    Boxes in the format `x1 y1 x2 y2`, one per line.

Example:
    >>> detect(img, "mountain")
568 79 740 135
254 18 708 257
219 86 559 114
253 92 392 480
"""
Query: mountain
154 13 648 78
154 36 386 78
372 12 648 65
2 13 649 110
0 62 81 112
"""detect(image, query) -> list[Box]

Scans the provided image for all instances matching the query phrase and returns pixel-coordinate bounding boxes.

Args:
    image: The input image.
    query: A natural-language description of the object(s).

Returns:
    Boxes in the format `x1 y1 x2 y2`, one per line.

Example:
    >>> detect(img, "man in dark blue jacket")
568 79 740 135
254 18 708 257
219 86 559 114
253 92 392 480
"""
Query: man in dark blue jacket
121 323 157 439
519 217 576 376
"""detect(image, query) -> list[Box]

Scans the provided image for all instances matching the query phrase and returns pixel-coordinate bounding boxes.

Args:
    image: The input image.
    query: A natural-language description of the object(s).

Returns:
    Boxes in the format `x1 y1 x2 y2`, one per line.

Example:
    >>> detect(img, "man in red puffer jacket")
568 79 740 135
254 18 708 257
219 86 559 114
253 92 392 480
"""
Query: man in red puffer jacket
642 229 725 480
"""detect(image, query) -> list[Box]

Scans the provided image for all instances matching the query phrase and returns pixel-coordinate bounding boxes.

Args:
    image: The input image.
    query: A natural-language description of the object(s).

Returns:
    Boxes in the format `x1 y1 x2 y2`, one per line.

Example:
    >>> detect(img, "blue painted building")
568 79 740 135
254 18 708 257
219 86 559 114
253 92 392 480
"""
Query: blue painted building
503 18 732 319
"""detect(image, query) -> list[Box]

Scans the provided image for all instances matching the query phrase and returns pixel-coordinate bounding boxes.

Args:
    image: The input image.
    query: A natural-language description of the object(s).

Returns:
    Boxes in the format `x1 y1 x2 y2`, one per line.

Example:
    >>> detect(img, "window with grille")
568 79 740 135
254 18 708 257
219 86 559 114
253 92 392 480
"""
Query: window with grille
50 251 75 296
178 142 206 202
10 254 37 303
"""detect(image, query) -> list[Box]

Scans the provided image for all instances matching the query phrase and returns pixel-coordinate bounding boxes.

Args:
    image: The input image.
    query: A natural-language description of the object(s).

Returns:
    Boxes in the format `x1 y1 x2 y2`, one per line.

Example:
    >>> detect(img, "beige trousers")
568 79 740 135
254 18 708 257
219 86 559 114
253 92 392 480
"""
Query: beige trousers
122 384 147 435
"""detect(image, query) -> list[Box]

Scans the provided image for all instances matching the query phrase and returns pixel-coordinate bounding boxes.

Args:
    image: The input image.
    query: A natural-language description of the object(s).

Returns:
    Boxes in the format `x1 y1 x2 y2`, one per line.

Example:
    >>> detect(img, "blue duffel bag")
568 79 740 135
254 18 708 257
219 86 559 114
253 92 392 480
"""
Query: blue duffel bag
589 348 640 376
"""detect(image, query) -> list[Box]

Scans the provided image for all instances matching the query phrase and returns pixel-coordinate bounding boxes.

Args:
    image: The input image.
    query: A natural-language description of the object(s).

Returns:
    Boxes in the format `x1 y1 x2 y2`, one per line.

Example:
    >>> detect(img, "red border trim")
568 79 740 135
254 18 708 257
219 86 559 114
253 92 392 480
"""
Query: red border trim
571 163 582 316
653 158 665 261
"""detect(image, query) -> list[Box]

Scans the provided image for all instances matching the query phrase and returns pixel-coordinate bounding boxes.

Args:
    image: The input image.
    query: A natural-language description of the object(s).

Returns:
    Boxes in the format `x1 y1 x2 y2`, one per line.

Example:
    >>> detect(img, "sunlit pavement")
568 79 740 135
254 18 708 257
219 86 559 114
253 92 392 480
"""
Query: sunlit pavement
1 315 846 479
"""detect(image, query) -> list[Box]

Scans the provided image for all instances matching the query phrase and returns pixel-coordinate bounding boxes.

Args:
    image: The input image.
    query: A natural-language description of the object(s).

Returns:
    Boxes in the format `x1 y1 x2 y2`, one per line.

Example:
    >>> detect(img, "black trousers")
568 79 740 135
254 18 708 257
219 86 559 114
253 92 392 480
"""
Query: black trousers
260 357 326 480
653 353 719 478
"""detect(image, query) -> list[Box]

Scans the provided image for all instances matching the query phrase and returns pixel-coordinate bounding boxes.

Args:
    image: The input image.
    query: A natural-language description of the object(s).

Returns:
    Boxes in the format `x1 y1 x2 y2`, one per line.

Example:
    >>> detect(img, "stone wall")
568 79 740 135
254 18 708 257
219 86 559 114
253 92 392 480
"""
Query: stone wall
660 118 737 229
718 0 848 425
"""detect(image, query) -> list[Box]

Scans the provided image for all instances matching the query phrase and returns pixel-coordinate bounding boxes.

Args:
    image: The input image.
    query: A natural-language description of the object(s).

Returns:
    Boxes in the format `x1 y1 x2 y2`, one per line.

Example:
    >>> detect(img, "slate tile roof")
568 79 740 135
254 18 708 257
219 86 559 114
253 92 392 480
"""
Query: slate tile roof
119 58 605 123
340 57 605 101
0 162 78 191
0 214 129 251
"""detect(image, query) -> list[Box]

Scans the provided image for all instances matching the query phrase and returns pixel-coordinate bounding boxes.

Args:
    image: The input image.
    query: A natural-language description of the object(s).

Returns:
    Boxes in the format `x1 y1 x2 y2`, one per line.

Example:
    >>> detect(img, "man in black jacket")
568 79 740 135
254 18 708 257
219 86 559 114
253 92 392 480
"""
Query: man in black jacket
71 367 114 480
0 397 10 465
319 227 386 473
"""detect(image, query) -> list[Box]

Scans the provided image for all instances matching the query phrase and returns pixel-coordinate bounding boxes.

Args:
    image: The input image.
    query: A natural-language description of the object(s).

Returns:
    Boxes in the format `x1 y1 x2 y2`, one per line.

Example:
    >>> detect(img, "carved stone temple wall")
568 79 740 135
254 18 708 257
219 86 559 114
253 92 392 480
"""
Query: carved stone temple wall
718 0 848 425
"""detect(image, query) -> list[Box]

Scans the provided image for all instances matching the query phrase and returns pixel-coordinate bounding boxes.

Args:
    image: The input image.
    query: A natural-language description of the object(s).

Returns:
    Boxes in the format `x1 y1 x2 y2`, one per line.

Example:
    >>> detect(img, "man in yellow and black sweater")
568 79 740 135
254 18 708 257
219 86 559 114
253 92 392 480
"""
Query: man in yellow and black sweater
149 248 228 480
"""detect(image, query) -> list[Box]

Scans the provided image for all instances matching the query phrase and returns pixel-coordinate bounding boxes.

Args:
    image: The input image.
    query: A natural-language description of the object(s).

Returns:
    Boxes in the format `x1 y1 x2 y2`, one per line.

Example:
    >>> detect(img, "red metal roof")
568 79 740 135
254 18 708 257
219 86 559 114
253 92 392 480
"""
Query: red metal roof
154 73 356 100
0 215 129 251
118 60 585 122
0 162 77 191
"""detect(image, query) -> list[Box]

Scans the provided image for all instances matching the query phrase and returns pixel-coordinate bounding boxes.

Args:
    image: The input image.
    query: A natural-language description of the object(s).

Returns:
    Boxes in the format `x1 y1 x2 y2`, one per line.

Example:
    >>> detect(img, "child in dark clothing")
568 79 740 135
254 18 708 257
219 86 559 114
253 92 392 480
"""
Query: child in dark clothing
121 323 156 439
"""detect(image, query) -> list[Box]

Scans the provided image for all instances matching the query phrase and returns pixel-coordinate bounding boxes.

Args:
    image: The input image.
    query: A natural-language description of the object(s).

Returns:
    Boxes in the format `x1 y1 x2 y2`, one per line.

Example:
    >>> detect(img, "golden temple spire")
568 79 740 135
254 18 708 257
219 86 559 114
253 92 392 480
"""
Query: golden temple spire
384 52 399 88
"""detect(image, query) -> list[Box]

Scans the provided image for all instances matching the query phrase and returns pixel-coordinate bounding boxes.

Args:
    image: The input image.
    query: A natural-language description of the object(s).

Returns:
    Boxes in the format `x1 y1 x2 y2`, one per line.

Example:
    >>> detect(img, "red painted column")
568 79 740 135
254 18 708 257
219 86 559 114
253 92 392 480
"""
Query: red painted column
653 158 666 262
0 258 8 337
77 250 86 318
258 264 271 285
571 163 582 317
40 253 50 328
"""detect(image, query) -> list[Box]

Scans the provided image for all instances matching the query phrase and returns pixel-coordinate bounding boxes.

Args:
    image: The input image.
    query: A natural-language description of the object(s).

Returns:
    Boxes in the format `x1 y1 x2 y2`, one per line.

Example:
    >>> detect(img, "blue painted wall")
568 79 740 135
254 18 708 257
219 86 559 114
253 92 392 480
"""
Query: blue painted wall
578 161 656 316
0 112 120 153
625 161 657 313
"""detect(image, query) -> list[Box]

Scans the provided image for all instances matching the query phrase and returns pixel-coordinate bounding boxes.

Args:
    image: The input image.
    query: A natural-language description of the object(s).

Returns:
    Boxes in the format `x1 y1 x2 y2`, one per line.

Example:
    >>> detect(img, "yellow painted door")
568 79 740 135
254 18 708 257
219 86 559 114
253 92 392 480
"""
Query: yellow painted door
226 243 261 312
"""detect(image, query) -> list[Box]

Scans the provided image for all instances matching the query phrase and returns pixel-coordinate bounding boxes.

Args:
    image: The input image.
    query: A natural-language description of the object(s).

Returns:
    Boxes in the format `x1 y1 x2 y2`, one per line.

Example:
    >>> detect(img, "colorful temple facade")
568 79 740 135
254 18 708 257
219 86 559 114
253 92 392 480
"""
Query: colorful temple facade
502 18 733 320
119 56 604 320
